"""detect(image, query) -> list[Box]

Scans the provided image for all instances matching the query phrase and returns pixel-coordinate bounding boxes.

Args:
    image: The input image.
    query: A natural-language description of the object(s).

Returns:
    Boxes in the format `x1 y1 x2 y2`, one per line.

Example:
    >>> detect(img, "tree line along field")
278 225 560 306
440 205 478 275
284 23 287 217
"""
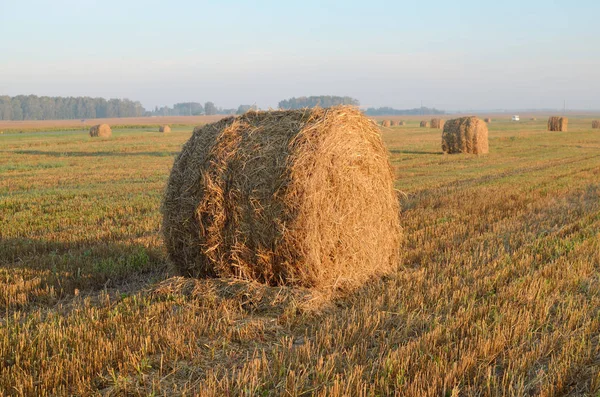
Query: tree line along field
0 117 599 396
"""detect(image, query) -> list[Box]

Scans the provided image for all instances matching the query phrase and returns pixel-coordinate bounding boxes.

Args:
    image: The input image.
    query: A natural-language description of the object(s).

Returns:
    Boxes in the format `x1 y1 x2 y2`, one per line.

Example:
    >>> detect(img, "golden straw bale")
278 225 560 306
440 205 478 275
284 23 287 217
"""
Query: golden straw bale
547 116 568 132
162 106 401 290
442 116 488 154
89 124 111 137
430 118 444 129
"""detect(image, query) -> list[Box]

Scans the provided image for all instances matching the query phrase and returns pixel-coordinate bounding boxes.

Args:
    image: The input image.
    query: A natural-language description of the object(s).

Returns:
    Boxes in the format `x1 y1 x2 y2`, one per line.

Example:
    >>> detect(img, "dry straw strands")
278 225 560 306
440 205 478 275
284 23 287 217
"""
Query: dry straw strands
89 124 111 137
420 121 429 128
442 116 489 154
484 118 492 123
592 120 600 129
162 106 401 290
548 116 568 132
381 120 391 127
159 125 171 133
430 118 444 129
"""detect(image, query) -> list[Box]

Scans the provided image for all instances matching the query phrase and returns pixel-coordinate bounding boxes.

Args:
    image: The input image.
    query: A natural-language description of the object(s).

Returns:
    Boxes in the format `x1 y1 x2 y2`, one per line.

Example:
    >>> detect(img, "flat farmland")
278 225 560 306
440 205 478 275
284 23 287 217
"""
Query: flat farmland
0 117 599 396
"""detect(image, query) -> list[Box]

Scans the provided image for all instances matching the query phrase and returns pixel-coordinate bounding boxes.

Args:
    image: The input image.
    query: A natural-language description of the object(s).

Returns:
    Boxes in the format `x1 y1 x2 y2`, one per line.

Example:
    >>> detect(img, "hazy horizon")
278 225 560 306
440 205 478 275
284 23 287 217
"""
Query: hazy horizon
1 0 599 112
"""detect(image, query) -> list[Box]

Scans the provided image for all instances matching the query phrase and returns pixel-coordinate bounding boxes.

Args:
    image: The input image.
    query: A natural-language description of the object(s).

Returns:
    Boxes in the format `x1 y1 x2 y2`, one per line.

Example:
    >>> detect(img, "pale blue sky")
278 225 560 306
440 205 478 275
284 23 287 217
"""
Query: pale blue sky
1 0 599 111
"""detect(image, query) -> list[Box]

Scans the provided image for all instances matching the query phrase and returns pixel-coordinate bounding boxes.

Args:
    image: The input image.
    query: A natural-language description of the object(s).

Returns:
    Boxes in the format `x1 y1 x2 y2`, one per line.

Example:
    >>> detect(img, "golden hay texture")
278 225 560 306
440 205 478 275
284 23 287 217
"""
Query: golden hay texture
420 121 429 128
442 116 489 154
548 116 568 132
162 106 401 290
430 118 444 129
89 124 111 137
381 120 391 127
592 120 600 129
484 118 492 123
159 125 171 133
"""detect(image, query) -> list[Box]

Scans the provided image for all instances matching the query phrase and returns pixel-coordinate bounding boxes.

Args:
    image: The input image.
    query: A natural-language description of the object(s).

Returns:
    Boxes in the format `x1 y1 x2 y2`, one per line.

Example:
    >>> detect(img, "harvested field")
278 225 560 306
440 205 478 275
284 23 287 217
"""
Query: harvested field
1 117 600 396
420 120 428 127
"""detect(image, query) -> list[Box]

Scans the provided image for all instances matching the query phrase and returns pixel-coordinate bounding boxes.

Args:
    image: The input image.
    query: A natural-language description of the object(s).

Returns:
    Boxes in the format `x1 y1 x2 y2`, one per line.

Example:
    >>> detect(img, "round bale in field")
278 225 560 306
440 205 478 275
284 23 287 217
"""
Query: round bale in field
420 120 429 128
547 116 568 132
162 106 401 290
159 125 171 133
390 120 399 127
484 118 492 123
430 118 444 129
399 121 406 126
89 124 111 137
381 120 391 127
442 116 488 154
592 120 599 129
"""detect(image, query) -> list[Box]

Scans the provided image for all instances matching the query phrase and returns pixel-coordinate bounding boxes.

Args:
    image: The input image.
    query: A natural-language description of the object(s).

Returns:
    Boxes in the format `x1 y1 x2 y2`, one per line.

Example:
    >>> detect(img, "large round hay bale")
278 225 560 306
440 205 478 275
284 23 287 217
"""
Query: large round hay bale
484 118 492 123
162 106 401 290
381 120 391 127
547 116 568 132
420 120 429 128
89 124 111 137
159 125 171 133
592 120 600 129
390 120 399 127
430 118 444 129
442 116 488 154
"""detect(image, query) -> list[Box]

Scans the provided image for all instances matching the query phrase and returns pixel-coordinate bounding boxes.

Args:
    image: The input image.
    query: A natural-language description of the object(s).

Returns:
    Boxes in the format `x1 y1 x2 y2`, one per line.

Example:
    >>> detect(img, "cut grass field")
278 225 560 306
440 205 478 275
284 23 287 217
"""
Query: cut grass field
1 117 599 396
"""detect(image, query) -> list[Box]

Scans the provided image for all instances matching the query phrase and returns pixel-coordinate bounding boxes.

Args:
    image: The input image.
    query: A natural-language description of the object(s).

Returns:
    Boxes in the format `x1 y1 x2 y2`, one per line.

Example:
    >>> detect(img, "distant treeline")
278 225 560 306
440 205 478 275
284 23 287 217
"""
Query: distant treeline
0 95 260 120
364 107 445 116
0 95 145 120
0 94 445 120
278 96 359 110
148 102 257 117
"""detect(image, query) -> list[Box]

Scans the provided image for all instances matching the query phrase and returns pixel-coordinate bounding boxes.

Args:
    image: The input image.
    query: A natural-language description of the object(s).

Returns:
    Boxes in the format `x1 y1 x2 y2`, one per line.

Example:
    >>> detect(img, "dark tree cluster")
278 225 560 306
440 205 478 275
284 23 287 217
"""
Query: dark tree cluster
278 96 359 110
0 95 145 120
365 107 445 116
150 102 205 116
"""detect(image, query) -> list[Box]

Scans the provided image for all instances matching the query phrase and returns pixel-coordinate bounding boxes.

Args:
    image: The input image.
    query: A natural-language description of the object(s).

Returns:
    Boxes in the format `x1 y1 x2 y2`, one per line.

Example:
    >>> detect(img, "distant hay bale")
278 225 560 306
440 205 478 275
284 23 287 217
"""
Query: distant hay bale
89 124 111 137
430 118 444 129
592 120 600 129
399 121 406 126
420 121 429 128
442 116 489 154
530 117 537 121
162 106 401 290
390 120 399 127
547 116 568 132
484 118 492 123
159 125 171 133
381 120 391 127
